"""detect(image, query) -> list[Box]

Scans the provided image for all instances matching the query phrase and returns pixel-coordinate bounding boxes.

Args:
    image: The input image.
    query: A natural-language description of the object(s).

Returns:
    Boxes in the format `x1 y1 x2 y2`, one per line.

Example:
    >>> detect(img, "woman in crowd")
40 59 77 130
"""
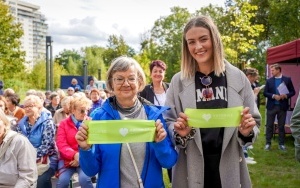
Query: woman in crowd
88 88 103 116
139 59 172 182
56 96 93 188
17 95 58 188
75 56 177 187
53 96 73 127
0 110 37 187
164 16 261 188
139 60 169 106
70 78 82 92
5 93 25 123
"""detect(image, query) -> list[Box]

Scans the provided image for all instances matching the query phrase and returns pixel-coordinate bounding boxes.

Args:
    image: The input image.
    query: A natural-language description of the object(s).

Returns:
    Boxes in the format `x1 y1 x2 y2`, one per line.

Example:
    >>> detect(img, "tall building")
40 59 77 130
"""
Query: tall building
4 0 48 69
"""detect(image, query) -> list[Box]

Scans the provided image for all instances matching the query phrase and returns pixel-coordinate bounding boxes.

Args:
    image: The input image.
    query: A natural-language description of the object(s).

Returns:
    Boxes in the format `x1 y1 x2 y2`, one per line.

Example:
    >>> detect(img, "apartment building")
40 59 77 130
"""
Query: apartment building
4 0 48 69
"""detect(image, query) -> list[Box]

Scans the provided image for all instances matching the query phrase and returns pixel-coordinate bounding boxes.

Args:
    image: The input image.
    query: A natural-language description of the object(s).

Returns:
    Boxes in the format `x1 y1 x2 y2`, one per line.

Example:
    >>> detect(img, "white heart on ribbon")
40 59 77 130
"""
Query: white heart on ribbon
202 114 211 122
119 128 129 137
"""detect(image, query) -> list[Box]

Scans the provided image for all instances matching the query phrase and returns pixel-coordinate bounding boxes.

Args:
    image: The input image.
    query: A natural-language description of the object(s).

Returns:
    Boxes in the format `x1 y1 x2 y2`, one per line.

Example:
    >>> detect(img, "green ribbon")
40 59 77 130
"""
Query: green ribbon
85 120 156 144
184 106 243 128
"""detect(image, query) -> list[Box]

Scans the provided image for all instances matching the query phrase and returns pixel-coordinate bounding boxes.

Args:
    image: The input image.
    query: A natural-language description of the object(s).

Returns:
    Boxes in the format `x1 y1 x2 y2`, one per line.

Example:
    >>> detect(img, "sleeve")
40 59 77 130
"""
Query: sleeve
286 77 296 98
79 146 101 176
151 115 178 169
263 79 274 99
56 120 77 160
291 92 300 162
36 119 56 159
15 136 38 187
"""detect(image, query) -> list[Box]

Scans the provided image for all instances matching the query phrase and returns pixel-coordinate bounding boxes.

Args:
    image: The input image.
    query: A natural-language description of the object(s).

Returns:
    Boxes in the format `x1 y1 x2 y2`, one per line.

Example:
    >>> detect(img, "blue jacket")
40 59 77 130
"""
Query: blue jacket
79 97 177 188
17 111 58 170
264 75 295 111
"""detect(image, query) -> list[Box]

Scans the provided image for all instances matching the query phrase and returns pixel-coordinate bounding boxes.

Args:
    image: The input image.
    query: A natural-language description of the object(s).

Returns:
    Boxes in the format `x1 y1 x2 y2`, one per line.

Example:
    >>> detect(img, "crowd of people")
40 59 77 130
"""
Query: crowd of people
0 15 299 188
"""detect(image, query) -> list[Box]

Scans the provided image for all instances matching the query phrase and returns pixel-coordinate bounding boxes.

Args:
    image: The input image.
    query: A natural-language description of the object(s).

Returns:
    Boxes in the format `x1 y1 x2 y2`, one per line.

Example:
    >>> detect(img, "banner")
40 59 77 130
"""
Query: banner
85 120 156 144
184 106 243 128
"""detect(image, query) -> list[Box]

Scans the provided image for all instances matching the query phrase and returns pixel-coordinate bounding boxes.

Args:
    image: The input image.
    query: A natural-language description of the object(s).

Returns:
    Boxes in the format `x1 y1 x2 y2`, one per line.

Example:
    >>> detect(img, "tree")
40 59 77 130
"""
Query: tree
0 1 25 80
102 35 136 67
146 7 191 81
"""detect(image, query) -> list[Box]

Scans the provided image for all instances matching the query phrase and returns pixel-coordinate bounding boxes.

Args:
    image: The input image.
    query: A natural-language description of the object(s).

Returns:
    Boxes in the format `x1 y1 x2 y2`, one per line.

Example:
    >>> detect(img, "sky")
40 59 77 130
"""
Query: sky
28 0 224 56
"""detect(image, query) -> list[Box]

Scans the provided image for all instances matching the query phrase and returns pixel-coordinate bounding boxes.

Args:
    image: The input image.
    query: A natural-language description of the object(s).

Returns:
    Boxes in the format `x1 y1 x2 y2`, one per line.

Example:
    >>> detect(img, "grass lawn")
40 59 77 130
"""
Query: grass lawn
163 107 300 188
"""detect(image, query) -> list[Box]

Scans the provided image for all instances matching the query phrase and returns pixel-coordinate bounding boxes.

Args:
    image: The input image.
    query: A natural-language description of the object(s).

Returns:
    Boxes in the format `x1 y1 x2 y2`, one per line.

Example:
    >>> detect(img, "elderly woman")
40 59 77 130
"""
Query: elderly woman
56 96 93 188
5 93 25 123
75 56 177 187
0 110 37 187
88 88 103 116
53 96 73 127
17 95 58 188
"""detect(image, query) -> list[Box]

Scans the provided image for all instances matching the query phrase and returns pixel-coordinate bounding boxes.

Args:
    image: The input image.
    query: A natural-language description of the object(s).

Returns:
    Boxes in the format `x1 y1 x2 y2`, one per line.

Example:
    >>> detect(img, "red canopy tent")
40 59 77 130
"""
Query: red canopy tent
267 39 300 64
266 39 300 133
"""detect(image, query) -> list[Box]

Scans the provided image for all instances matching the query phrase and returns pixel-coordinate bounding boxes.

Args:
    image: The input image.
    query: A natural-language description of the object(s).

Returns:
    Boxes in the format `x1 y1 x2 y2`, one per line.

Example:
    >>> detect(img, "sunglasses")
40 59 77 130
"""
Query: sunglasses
200 76 213 100
77 109 89 114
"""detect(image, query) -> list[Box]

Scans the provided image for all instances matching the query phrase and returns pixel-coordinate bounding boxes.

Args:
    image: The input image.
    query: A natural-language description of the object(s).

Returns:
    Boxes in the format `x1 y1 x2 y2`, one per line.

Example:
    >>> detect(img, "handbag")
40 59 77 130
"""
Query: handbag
36 155 50 176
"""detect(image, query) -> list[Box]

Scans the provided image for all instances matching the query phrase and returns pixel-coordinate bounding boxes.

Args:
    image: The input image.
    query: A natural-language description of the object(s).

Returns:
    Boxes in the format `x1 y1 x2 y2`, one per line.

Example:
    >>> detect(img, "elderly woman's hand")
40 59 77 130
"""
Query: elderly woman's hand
75 123 92 150
239 107 256 137
154 119 166 143
174 112 192 137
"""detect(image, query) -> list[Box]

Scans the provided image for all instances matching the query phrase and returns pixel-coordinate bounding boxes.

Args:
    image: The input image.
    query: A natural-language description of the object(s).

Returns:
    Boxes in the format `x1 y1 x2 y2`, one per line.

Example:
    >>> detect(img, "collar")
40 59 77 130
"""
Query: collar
275 74 282 79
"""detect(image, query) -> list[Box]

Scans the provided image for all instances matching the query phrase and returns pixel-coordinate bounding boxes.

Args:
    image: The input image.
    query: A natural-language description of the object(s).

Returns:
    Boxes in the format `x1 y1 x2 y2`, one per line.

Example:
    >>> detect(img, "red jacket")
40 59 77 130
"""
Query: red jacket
56 116 78 161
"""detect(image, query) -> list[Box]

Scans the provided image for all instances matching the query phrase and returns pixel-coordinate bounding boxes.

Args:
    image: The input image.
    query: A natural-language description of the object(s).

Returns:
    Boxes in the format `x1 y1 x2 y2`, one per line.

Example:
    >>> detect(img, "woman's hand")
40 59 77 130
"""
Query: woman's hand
75 123 91 150
154 119 166 143
174 112 192 137
69 160 79 167
239 107 256 137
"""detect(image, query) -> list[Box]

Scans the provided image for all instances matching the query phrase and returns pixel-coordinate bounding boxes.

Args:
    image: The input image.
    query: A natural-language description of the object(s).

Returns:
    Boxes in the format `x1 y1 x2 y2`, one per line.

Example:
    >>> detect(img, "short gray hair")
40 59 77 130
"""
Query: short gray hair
106 56 146 92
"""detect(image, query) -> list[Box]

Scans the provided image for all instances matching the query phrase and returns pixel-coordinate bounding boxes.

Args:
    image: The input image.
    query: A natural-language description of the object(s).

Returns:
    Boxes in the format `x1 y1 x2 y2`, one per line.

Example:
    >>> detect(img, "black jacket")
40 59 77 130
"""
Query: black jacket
139 82 169 104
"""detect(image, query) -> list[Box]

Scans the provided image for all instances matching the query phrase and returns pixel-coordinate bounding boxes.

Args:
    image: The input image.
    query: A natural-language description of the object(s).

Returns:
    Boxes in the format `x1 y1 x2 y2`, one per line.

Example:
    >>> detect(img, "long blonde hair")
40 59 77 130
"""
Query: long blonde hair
181 15 225 79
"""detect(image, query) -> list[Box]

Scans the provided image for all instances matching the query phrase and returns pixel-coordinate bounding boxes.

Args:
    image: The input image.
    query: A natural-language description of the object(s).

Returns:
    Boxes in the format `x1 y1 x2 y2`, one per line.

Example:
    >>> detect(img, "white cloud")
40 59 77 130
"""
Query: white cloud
28 0 224 55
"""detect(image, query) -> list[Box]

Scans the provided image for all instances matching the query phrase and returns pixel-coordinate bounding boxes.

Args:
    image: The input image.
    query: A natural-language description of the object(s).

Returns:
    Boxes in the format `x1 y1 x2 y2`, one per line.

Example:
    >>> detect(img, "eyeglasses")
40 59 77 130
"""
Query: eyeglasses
23 104 36 109
200 76 213 100
113 77 137 85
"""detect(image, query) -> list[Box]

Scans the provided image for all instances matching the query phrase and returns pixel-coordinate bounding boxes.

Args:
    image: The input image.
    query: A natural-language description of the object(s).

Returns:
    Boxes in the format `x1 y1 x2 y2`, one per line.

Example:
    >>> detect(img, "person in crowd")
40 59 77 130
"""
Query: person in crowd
0 96 8 114
44 90 52 107
46 92 61 117
263 63 295 151
67 87 75 96
3 88 15 97
70 78 82 92
86 78 96 91
0 110 38 187
56 96 93 188
139 59 172 181
84 90 90 99
164 16 260 188
88 88 103 116
33 91 52 118
5 93 25 124
139 60 169 106
242 67 262 164
26 89 37 96
291 90 300 162
56 89 66 102
53 96 73 128
17 95 58 188
75 56 177 187
0 80 3 95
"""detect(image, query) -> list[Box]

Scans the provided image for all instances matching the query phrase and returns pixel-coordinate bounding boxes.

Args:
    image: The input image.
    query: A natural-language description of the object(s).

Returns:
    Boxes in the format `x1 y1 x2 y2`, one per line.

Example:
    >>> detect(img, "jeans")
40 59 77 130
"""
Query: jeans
37 167 55 188
56 160 93 188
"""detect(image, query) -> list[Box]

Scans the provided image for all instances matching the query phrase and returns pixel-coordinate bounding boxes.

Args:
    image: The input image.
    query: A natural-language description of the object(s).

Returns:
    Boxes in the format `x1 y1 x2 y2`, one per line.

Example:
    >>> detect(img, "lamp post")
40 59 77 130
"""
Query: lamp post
98 68 101 80
83 60 88 89
46 36 53 91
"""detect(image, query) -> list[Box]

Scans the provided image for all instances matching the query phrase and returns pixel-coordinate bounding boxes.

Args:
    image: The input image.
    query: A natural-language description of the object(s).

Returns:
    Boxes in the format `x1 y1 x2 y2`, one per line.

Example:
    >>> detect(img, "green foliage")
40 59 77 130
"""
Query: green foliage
82 45 107 80
144 7 191 82
27 60 68 90
102 35 136 67
0 1 25 80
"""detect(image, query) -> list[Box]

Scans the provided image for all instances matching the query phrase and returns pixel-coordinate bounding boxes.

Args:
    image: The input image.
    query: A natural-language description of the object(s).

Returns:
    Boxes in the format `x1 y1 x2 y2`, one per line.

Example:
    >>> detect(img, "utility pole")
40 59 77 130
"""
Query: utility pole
46 36 53 91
